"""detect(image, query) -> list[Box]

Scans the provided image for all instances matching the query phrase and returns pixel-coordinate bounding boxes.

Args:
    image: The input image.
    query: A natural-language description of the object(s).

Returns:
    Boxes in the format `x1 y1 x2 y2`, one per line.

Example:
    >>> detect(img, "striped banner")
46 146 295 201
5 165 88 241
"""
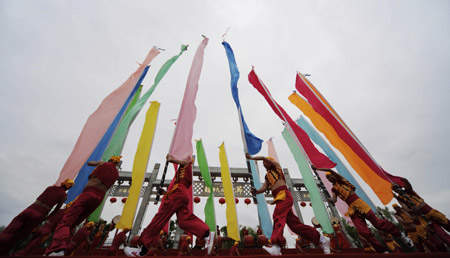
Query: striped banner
295 73 404 204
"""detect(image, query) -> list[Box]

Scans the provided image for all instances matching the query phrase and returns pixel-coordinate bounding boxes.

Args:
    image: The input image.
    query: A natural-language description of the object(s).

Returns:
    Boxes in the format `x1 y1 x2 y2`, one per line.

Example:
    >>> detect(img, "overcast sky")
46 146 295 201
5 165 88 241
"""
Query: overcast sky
1 0 449 247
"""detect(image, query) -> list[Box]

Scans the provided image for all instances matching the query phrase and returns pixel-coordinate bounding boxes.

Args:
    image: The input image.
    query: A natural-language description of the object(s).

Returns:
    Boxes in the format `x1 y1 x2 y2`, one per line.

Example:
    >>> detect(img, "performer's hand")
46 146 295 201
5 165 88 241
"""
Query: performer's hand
327 198 335 204
311 165 317 170
157 187 167 195
251 187 257 195
245 153 251 159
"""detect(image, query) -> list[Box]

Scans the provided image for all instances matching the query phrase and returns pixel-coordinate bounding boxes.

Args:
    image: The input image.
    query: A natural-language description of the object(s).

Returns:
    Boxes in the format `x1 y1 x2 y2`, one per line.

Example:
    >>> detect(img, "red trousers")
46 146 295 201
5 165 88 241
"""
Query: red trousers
351 210 400 253
45 187 105 255
271 186 320 246
0 204 49 255
140 185 209 251
12 222 54 256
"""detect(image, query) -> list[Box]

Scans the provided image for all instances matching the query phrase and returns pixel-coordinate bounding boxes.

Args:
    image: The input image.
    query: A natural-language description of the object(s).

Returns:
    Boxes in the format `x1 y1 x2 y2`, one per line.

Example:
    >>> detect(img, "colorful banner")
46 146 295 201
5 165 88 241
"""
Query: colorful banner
219 142 240 241
66 66 150 203
103 45 188 159
124 85 143 117
297 116 377 214
116 101 160 229
196 140 216 232
288 90 393 204
282 128 334 234
222 41 263 155
295 73 404 204
247 68 336 169
169 37 209 161
55 48 160 185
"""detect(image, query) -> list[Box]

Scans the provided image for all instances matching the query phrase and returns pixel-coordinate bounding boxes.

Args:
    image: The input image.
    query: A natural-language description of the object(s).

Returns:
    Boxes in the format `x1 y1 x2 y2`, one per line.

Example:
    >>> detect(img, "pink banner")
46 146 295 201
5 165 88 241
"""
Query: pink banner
266 138 280 162
169 37 209 161
55 48 160 185
248 69 336 169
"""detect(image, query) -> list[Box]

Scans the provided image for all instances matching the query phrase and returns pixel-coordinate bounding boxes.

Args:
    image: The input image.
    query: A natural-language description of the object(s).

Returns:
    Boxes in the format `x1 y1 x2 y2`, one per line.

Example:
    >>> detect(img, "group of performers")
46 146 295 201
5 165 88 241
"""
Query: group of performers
0 152 449 256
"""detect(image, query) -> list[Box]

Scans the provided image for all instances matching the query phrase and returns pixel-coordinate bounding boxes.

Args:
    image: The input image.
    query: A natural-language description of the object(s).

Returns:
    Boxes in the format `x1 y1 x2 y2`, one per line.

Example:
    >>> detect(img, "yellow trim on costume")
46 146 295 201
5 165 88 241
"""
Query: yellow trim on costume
345 198 371 217
270 190 286 205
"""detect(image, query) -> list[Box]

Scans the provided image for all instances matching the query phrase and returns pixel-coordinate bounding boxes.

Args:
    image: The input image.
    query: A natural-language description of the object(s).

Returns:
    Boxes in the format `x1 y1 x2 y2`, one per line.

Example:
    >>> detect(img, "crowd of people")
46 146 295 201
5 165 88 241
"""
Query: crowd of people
0 153 449 256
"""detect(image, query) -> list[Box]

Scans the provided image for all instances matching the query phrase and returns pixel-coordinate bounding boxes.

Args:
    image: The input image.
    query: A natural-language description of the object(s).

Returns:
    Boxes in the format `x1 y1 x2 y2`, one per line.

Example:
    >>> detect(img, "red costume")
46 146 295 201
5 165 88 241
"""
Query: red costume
45 162 118 255
330 224 350 250
139 164 209 253
230 245 239 256
107 231 127 256
66 226 92 255
177 240 190 257
0 185 67 255
265 167 321 247
12 208 65 256
332 181 401 253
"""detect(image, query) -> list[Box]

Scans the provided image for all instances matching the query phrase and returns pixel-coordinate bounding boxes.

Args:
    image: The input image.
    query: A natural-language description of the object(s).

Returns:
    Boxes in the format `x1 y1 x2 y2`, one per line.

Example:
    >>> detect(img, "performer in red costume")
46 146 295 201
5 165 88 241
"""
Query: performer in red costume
65 221 95 256
45 156 120 256
246 153 330 256
230 241 241 256
318 167 413 253
12 201 74 256
0 179 74 255
107 228 130 256
90 223 106 250
177 236 192 257
124 154 214 257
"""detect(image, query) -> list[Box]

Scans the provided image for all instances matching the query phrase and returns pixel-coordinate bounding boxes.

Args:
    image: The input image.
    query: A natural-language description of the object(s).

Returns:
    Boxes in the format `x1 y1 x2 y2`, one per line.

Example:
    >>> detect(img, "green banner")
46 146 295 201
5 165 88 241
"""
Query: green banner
282 128 334 234
196 139 216 232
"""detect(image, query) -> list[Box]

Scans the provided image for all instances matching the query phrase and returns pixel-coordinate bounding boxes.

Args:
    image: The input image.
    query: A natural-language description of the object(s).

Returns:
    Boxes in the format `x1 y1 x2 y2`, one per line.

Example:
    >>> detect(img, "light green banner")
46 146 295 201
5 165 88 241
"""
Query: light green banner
281 128 334 234
196 139 216 232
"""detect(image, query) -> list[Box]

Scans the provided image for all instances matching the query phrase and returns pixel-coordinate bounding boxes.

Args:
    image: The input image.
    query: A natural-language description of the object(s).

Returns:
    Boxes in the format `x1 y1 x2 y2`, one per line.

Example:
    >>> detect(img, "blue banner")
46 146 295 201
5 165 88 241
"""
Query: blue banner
222 41 262 155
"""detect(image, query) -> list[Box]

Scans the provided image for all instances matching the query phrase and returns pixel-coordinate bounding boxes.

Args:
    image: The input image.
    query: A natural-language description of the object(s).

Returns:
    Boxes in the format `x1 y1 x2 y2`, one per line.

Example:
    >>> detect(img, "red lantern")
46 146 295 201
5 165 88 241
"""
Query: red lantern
235 198 239 204
110 197 117 203
244 198 251 205
219 197 225 205
121 198 127 204
300 201 306 207
194 196 201 203
309 202 312 207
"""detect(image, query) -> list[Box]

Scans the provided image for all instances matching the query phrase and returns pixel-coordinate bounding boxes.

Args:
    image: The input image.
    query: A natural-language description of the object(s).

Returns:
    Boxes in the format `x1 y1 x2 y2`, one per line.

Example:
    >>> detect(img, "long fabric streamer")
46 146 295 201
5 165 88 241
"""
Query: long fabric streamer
196 140 216 232
169 37 209 161
222 41 263 155
281 128 334 234
247 69 336 169
116 101 160 229
66 66 150 203
297 116 377 213
103 45 188 159
219 142 240 241
56 48 160 185
295 73 404 204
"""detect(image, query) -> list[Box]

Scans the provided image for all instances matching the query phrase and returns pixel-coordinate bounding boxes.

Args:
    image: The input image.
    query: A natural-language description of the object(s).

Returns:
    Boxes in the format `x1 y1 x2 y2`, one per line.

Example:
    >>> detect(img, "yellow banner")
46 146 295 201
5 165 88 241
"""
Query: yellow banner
218 142 240 241
116 101 160 229
288 93 393 204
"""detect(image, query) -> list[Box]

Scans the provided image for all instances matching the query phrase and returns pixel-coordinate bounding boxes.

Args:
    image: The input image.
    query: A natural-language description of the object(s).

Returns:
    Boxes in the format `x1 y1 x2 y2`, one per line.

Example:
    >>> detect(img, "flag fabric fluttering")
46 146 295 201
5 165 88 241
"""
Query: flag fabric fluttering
55 48 160 186
169 37 209 161
103 45 188 160
281 127 334 234
196 140 217 232
296 115 377 213
222 41 263 155
294 74 404 204
66 65 151 203
247 68 336 169
219 142 240 241
116 101 160 229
